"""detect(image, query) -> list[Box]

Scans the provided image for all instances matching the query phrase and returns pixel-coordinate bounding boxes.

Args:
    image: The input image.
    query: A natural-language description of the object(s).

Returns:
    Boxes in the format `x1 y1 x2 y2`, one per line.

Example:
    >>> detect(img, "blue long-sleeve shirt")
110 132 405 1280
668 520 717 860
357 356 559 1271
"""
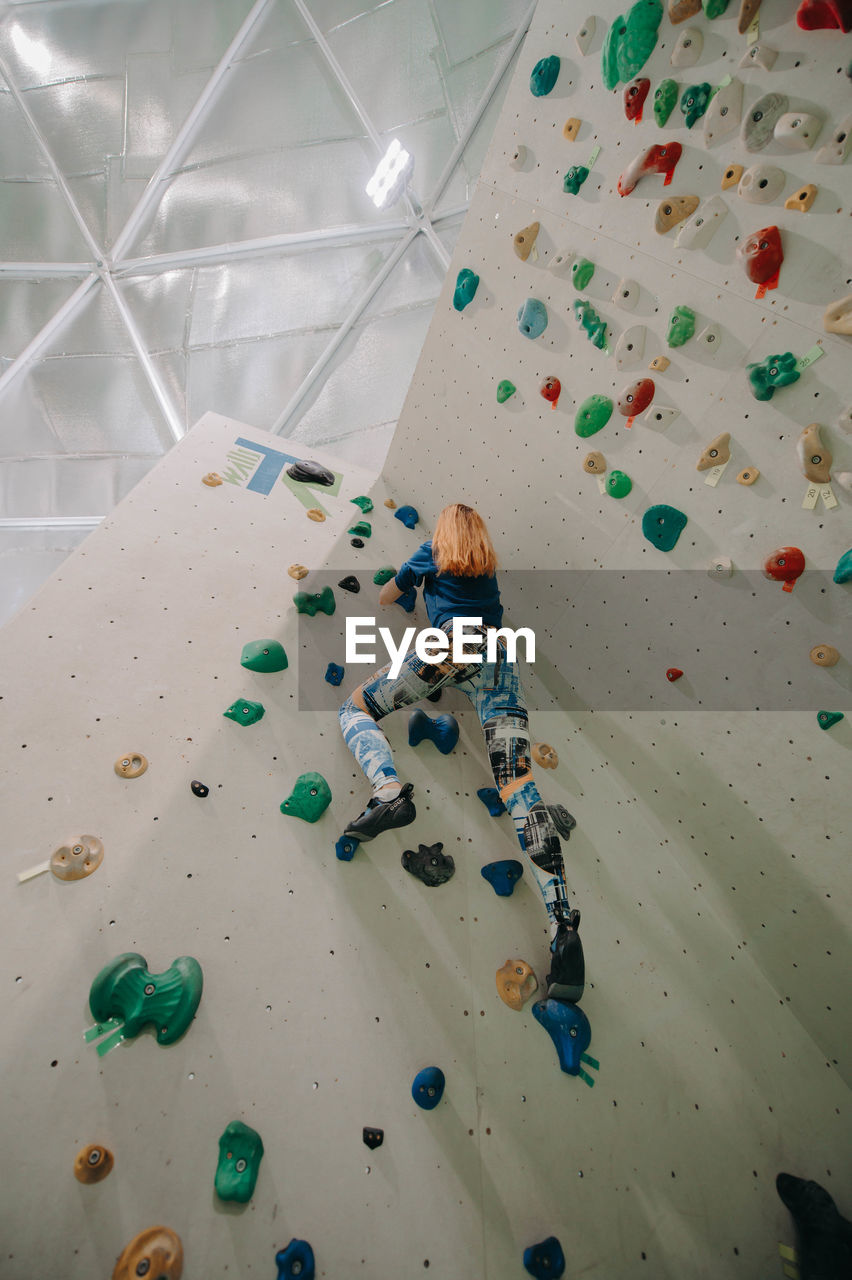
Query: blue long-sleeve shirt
394 540 503 631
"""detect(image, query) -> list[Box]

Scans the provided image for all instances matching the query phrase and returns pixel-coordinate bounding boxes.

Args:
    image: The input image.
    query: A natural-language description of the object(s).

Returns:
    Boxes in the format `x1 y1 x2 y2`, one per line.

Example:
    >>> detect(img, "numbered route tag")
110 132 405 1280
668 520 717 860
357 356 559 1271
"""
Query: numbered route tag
821 484 838 510
597 476 607 495
704 461 729 487
802 484 819 509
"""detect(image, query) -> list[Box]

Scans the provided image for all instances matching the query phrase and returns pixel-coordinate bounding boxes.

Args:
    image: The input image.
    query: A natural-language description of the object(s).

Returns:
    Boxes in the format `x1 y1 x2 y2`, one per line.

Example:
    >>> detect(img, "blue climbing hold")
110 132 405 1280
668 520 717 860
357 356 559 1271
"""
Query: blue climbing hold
477 786 506 816
325 662 344 686
408 708 459 754
275 1239 315 1280
335 834 360 861
394 505 419 530
833 548 852 584
411 1066 445 1110
532 998 593 1076
517 298 548 339
817 711 844 731
523 1236 566 1280
453 268 480 312
641 503 687 552
481 859 524 897
530 55 560 97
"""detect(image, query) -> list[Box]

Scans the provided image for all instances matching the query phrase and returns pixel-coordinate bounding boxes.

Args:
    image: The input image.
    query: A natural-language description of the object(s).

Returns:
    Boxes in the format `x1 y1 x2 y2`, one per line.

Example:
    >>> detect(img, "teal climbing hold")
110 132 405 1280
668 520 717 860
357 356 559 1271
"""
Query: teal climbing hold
607 470 633 498
654 78 678 127
667 305 696 348
350 495 373 513
680 83 712 129
530 55 560 97
240 640 288 673
563 165 590 195
373 567 397 585
601 0 663 91
703 0 729 15
817 711 844 731
294 586 336 616
89 953 203 1047
572 258 595 290
280 772 332 822
453 268 479 312
224 699 265 725
747 353 800 402
518 298 548 339
833 549 852 584
497 379 517 403
574 394 614 437
642 504 687 551
573 299 608 349
348 520 372 538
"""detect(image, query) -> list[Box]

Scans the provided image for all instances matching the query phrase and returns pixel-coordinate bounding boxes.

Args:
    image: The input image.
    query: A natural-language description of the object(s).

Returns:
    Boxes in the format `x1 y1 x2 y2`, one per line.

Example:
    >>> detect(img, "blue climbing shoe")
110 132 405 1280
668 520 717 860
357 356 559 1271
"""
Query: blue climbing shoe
344 782 416 843
546 909 585 1003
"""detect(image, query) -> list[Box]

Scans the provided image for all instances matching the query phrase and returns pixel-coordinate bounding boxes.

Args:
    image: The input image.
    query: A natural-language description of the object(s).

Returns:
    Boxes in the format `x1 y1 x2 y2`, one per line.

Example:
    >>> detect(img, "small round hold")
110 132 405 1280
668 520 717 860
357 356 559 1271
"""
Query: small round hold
306 508 325 522
202 472 223 487
288 564 309 580
384 498 397 508
810 644 839 668
666 667 684 682
737 468 759 486
114 753 148 779
351 537 365 548
532 742 558 769
191 780 210 798
583 451 606 474
73 1143 114 1184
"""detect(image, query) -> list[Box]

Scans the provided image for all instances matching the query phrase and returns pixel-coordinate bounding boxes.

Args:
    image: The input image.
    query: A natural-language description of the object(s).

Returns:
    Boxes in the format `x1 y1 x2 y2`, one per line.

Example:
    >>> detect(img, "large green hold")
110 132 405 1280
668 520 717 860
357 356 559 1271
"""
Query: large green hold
241 640 288 673
833 549 852 584
294 586 336 616
642 504 687 551
280 771 332 822
89 953 203 1046
703 0 729 15
216 1121 264 1203
573 299 608 349
680 83 712 128
348 521 372 538
607 470 633 498
817 711 844 731
373 567 397 586
575 394 614 437
654 79 678 127
747 353 799 402
563 165 590 195
224 699 265 725
351 495 373 513
572 258 595 290
667 305 696 348
530 55 560 96
602 0 663 91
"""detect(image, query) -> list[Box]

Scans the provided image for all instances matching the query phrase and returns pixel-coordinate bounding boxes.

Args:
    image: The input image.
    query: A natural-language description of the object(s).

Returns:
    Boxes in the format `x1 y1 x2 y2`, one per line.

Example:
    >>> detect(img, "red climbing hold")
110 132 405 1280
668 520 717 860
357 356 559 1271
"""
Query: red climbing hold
763 546 805 592
796 0 852 29
666 668 684 682
541 376 561 409
624 77 650 123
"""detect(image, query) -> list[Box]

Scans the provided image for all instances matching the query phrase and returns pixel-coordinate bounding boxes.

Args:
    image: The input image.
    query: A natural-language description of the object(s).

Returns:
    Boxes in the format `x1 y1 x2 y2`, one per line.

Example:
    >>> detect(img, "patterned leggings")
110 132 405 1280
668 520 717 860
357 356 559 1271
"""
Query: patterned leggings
338 621 571 923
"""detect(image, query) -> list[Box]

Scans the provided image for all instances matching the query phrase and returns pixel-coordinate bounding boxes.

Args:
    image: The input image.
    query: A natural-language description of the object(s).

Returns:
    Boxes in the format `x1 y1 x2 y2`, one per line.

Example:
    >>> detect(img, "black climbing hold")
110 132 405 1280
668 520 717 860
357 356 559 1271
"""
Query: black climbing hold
401 841 455 887
776 1173 852 1280
363 1127 384 1150
191 780 209 798
350 538 365 548
547 804 576 839
337 575 360 593
286 459 334 486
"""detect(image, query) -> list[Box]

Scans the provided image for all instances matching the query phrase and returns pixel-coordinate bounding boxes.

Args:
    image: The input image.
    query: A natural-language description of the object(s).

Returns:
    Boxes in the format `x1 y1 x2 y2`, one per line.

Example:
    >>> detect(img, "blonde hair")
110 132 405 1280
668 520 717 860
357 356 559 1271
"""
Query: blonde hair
432 503 498 577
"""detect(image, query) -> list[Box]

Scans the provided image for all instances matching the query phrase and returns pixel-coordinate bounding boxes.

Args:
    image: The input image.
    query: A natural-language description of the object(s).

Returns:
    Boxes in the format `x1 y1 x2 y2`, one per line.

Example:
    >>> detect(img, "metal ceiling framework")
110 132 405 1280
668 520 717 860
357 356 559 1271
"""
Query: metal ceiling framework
0 0 536 540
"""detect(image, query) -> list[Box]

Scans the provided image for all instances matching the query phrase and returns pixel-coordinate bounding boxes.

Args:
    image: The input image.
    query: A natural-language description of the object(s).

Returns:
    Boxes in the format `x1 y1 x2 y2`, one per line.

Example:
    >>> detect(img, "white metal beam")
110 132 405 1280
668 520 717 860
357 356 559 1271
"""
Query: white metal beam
290 0 383 152
0 517 103 530
0 273 99 401
101 274 185 444
0 263 93 279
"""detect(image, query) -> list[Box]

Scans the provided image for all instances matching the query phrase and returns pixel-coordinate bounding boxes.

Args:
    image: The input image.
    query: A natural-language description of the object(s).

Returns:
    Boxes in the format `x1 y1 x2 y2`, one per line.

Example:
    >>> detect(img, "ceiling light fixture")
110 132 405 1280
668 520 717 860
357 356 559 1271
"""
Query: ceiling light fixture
366 139 414 209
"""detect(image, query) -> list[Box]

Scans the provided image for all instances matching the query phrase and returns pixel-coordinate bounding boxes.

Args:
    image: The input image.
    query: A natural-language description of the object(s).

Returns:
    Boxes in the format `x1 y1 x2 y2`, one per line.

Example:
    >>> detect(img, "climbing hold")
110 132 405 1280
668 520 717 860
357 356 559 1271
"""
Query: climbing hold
523 1236 566 1280
607 470 633 498
575 15 596 53
531 998 593 1076
532 742 558 768
348 520 371 538
411 1066 445 1109
477 787 506 816
666 667 684 681
453 268 479 311
280 772 331 822
497 380 517 403
294 586 336 616
810 644 839 667
703 0 729 15
224 699 265 726
676 195 728 249
497 959 538 1011
571 258 595 289
697 431 731 471
617 377 655 418
746 352 799 401
785 184 817 212
50 835 104 882
530 55 560 97
642 504 688 551
697 322 722 353
384 498 396 508
408 708 459 754
815 113 852 164
335 834 359 862
481 860 524 897
287 459 334 485
513 223 540 261
373 567 396 585
583 451 606 474
563 164 590 195
738 0 762 30
624 76 651 122
601 0 663 91
763 547 805 592
518 299 548 339
541 377 561 409
351 495 373 513
563 117 581 141
74 1143 113 1184
509 145 527 169
653 79 678 127
667 305 696 348
797 423 832 484
797 0 852 29
721 163 744 189
833 549 852 583
363 1128 384 1150
114 754 148 779
739 42 777 71
618 142 682 196
191 780 209 798
737 468 759 486
612 277 640 310
738 164 785 204
337 575 360 594
241 640 288 672
775 112 822 151
615 326 646 372
308 509 324 523
573 299 608 349
548 805 577 838
655 195 699 233
215 1121 264 1203
704 77 742 145
202 472 222 487
648 355 670 372
89 953 203 1047
670 26 702 66
817 711 844 730
288 564 309 580
680 82 712 129
823 296 852 335
275 1239 315 1280
742 92 788 152
708 556 733 577
575 394 614 437
111 1227 183 1280
669 0 701 20
325 662 344 686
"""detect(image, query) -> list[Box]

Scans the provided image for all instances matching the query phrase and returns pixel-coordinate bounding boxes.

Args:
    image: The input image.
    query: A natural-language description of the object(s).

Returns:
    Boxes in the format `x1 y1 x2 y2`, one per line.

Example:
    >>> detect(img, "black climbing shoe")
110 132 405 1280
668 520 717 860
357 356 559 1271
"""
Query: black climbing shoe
546 909 585 1004
344 783 416 843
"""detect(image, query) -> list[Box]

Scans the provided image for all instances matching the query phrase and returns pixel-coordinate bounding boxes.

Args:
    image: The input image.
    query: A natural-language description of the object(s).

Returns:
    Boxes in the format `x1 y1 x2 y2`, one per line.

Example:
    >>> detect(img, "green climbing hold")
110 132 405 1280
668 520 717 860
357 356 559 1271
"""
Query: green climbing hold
642 503 687 551
572 258 595 290
224 699 265 725
215 1121 264 1203
280 771 332 822
573 299 608 349
563 165 590 195
680 83 712 129
747 353 800 402
601 0 663 91
497 380 517 403
575 394 614 437
654 79 678 127
607 470 633 498
89 952 203 1046
240 640 288 673
817 711 844 731
833 549 852 584
350 495 373 513
530 55 560 97
667 305 696 348
703 0 729 15
373 567 397 586
453 268 479 312
294 586 336 616
348 521 372 538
